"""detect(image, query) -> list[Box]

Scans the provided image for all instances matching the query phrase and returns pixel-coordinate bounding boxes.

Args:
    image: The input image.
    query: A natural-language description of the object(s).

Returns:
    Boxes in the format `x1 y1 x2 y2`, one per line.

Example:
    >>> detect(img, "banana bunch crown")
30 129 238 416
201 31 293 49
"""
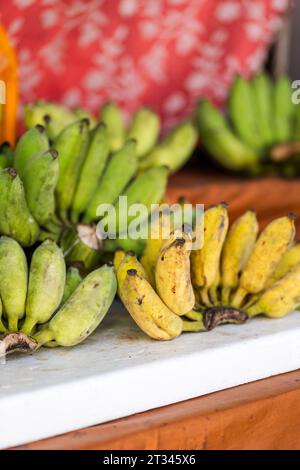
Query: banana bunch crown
114 204 300 341
0 236 116 357
197 73 300 176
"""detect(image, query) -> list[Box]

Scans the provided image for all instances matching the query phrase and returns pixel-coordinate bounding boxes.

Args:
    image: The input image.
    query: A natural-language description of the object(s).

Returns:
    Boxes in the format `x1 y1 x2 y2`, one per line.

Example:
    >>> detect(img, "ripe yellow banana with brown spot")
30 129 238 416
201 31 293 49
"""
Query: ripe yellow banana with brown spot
191 203 229 306
155 228 194 315
232 214 296 308
115 250 148 297
221 210 258 305
247 263 300 318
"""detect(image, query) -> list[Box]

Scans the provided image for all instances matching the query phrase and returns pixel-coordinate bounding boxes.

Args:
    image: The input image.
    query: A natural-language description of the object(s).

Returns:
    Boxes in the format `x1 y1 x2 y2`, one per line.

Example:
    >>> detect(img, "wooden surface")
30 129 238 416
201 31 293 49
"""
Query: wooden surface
12 170 300 450
14 370 300 450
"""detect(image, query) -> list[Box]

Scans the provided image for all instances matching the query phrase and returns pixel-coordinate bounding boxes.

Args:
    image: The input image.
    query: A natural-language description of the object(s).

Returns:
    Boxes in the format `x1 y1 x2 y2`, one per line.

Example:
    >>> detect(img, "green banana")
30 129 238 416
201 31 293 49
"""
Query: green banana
252 73 274 147
14 125 49 176
0 169 40 246
100 102 125 152
0 237 28 332
33 265 117 347
21 148 60 230
65 237 102 273
73 107 97 128
71 123 110 223
110 166 168 236
197 100 259 171
62 267 82 304
83 139 137 223
273 75 294 143
127 107 160 158
228 75 262 149
22 240 66 336
139 121 198 172
24 101 77 140
55 119 90 222
0 298 8 333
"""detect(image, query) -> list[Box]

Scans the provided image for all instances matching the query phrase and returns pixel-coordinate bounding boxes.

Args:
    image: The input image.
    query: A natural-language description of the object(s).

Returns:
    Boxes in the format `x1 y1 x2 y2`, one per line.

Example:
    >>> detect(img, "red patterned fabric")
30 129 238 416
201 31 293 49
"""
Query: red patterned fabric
0 0 290 130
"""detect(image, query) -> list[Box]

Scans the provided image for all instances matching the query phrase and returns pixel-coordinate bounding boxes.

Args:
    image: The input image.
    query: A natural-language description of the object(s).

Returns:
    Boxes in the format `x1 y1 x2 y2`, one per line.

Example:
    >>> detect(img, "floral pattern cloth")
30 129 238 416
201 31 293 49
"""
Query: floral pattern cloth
0 0 290 129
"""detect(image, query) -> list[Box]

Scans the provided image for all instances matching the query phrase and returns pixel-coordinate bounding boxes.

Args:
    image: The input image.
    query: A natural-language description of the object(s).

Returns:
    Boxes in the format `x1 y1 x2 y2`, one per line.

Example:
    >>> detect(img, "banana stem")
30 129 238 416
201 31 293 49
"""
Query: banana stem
0 320 7 333
231 287 247 308
184 310 204 321
32 328 54 346
221 286 231 306
200 287 213 307
182 320 206 332
246 304 262 317
8 314 19 333
21 317 37 336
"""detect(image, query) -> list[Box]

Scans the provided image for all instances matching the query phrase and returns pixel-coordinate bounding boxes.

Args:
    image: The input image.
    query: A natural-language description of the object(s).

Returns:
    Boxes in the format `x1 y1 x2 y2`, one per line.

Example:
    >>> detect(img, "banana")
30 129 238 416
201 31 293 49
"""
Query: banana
0 298 8 333
71 123 110 223
209 267 220 305
232 214 296 308
228 75 262 149
120 269 183 340
127 107 160 158
273 75 294 143
252 73 274 147
21 148 60 230
267 242 300 286
112 166 168 236
62 267 82 304
54 118 90 222
65 237 102 273
139 121 198 172
21 240 66 336
33 265 117 347
0 168 40 246
155 229 194 315
113 248 126 274
140 208 173 286
191 203 229 306
73 107 97 128
247 263 300 318
197 100 259 171
84 140 137 223
100 102 125 152
221 210 259 305
14 125 49 176
115 251 148 296
0 237 28 332
24 101 77 140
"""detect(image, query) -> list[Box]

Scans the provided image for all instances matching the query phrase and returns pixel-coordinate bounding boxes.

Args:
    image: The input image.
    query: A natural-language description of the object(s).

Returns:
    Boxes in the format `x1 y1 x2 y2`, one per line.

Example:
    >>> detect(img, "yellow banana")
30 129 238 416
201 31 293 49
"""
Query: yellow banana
247 263 300 318
116 251 148 296
221 210 258 305
191 203 229 306
155 228 195 315
232 214 296 308
120 269 183 340
266 242 300 286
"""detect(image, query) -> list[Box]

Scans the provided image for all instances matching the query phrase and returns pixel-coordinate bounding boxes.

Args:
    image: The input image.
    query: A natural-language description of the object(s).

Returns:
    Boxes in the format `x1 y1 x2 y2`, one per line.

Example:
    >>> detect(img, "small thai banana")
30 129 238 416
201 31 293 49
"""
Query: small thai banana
251 73 274 147
22 240 66 336
127 107 160 158
83 139 137 223
115 250 148 296
0 237 28 332
266 242 300 286
100 102 125 152
24 101 77 140
221 210 258 305
71 123 110 223
191 203 229 306
0 168 40 246
14 124 49 176
197 100 259 171
33 265 117 347
247 263 300 318
54 119 90 221
21 148 59 230
273 75 294 143
120 269 183 340
139 121 198 173
62 267 82 304
113 248 126 274
155 229 195 315
228 75 262 149
232 214 296 308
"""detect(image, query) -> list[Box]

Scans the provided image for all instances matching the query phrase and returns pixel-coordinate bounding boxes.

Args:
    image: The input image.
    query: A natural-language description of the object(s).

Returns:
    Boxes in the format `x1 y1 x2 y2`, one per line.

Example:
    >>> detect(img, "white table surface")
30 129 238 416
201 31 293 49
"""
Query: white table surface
1 302 300 449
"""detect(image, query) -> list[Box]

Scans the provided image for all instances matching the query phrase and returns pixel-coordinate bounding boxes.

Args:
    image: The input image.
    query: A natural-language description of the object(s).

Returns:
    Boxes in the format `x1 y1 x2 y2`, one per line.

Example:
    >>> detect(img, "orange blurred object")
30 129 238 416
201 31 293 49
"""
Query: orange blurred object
0 23 18 146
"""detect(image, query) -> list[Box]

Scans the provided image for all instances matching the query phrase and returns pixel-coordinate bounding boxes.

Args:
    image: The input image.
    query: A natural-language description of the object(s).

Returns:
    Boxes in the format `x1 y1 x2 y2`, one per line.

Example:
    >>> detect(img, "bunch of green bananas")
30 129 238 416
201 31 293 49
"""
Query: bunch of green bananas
114 204 300 340
197 73 300 175
0 236 116 357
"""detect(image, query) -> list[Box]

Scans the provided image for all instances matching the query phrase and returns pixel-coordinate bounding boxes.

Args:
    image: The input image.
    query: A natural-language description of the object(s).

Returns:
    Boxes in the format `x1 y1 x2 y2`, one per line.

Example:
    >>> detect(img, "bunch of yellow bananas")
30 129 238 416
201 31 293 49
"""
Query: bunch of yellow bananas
197 73 300 176
114 203 300 341
0 236 116 357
